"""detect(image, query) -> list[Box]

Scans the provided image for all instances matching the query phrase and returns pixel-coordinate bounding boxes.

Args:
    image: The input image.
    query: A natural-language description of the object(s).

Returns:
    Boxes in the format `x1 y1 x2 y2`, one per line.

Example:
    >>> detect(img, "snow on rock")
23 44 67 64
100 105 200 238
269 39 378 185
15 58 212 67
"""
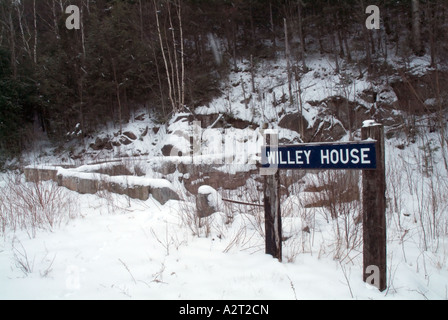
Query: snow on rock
196 185 223 218
145 178 180 205
362 119 381 127
24 165 180 205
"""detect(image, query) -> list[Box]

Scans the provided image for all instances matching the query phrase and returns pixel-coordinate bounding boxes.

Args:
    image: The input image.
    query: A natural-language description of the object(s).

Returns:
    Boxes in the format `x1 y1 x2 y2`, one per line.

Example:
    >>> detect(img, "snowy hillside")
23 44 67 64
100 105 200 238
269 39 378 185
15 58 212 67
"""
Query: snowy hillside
2 50 448 301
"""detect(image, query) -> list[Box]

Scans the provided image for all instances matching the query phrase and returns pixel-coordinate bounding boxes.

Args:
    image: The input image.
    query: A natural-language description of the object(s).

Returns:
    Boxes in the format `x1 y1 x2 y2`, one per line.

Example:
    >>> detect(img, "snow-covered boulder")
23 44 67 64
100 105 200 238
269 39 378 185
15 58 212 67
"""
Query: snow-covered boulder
196 185 223 218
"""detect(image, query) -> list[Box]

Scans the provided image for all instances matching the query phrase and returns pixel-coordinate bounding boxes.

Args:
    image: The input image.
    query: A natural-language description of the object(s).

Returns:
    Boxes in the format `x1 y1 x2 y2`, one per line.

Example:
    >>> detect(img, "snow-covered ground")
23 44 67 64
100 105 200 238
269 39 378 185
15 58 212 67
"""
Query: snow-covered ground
1 137 448 300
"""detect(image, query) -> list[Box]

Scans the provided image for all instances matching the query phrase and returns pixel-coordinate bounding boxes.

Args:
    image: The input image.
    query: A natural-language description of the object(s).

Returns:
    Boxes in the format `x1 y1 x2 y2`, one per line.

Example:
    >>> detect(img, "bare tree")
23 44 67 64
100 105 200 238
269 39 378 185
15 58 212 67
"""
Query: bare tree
176 0 185 111
155 0 174 114
111 58 123 135
153 0 185 114
49 0 60 40
15 2 32 61
284 18 293 105
297 0 307 70
269 1 276 57
32 0 37 64
9 7 16 78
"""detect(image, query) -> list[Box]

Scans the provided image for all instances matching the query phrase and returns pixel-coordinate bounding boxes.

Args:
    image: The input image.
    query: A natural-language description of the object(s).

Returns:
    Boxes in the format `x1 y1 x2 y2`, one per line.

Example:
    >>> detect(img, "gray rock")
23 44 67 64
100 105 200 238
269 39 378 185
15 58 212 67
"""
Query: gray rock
123 131 137 140
90 136 110 150
152 162 177 175
161 144 174 157
119 136 133 145
149 182 180 205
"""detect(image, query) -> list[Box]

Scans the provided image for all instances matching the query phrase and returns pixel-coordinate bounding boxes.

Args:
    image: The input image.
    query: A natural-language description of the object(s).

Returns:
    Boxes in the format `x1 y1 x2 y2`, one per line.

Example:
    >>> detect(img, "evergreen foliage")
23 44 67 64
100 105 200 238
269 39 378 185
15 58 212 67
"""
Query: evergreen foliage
0 0 447 159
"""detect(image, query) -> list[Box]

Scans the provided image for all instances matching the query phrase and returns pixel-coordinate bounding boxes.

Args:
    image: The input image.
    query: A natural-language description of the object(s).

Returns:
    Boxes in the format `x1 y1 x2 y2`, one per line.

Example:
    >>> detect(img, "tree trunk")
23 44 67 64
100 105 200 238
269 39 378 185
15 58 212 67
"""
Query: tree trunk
152 44 166 116
270 2 276 57
176 0 185 111
33 0 37 64
154 0 175 113
16 3 32 61
250 55 256 94
168 3 180 112
51 0 60 40
111 59 123 135
412 0 423 56
284 18 293 105
426 1 436 66
8 7 17 79
297 0 307 70
138 0 144 42
331 31 339 74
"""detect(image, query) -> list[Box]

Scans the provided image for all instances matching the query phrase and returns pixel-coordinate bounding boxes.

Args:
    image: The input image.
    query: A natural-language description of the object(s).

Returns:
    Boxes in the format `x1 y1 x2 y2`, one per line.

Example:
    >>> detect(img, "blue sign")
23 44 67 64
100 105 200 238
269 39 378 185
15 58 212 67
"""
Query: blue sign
261 141 377 170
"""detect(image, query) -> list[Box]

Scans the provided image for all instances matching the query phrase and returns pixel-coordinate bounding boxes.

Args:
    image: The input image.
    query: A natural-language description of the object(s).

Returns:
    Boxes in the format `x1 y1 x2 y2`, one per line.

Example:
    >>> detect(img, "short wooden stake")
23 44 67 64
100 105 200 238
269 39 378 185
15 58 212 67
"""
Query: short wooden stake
361 122 387 291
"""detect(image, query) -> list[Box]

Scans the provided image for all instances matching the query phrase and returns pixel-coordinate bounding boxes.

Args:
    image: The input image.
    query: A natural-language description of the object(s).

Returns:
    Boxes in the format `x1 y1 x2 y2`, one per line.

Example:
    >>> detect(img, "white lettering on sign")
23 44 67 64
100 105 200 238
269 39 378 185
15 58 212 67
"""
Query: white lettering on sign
320 148 372 165
295 150 311 165
266 150 312 166
361 148 371 164
351 149 360 164
262 143 376 170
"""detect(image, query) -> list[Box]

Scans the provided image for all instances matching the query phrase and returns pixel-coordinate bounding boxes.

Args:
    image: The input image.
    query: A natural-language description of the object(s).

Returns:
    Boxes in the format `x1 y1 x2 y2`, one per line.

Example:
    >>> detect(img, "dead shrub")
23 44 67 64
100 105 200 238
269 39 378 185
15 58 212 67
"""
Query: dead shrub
0 172 79 238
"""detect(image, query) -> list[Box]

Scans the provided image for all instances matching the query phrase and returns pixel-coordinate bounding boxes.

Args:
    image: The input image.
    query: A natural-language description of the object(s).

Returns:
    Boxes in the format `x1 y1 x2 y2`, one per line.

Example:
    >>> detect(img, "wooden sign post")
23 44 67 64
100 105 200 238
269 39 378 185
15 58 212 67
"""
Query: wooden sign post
261 121 386 291
264 170 282 262
261 130 282 262
361 122 386 292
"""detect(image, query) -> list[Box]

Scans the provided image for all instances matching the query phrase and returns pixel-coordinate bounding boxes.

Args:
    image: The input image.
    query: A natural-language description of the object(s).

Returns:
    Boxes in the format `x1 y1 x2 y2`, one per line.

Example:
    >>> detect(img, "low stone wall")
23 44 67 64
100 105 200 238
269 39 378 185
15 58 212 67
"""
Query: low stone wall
24 166 59 183
56 171 101 196
24 165 179 205
149 158 260 195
